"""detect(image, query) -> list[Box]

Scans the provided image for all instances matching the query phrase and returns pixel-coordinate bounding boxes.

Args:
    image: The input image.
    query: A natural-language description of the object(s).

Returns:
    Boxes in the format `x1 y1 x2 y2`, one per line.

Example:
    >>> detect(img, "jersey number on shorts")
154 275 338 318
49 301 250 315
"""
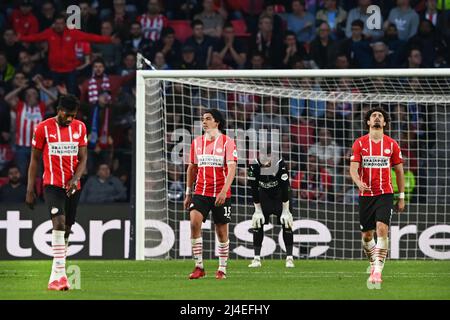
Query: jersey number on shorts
224 206 231 219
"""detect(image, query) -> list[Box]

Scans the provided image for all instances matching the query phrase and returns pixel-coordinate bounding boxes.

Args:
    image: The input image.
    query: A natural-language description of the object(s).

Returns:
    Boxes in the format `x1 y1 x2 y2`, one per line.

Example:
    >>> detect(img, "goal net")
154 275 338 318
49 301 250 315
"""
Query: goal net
135 69 450 261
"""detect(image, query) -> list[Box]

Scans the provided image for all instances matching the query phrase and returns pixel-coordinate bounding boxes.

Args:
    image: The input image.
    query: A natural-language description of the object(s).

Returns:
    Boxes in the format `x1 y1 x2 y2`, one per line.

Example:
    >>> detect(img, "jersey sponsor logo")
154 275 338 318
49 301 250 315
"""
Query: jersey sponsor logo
281 173 289 181
259 180 279 189
362 156 390 168
197 154 224 167
384 148 391 154
48 142 79 156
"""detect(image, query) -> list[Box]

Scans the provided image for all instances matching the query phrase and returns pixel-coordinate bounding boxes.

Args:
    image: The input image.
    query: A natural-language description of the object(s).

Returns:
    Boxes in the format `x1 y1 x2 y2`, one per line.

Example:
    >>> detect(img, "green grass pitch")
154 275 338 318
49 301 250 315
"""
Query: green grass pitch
1 260 449 300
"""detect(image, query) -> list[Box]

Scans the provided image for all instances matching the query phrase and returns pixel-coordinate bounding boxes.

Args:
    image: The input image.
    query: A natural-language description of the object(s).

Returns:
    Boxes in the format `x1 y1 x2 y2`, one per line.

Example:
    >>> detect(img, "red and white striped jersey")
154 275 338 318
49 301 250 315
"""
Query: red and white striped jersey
351 134 403 196
32 118 87 190
190 134 238 198
15 100 45 147
137 14 168 41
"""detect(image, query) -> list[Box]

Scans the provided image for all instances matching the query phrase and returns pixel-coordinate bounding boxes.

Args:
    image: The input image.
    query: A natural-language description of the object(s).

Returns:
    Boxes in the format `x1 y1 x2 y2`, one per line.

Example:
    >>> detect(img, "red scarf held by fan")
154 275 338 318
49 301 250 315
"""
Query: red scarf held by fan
88 74 111 104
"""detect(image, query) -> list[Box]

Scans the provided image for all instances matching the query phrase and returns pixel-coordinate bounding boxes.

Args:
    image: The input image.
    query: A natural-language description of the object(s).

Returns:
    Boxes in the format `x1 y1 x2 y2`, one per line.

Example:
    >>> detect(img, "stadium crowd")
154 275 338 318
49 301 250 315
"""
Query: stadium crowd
0 0 447 204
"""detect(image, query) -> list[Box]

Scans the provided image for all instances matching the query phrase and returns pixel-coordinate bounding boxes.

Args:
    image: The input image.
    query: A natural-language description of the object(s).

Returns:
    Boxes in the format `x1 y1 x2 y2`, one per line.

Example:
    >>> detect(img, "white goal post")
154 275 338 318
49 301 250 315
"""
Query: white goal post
135 68 450 261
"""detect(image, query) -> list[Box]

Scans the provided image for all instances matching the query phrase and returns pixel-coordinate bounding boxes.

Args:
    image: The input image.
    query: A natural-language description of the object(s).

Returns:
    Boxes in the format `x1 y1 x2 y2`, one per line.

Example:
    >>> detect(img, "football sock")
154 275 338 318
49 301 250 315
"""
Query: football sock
191 237 203 269
218 240 229 273
253 226 263 257
50 230 66 282
362 238 376 267
374 237 389 273
282 226 294 256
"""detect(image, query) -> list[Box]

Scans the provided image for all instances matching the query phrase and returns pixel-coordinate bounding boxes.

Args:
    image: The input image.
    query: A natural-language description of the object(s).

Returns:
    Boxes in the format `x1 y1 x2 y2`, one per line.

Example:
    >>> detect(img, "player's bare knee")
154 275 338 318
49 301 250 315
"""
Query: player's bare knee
51 215 65 231
361 231 374 242
376 222 389 237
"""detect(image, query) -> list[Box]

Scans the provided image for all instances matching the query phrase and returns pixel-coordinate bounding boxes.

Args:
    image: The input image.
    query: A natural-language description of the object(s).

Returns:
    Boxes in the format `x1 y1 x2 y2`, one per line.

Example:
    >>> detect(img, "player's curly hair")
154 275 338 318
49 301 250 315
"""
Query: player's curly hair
57 94 80 112
203 108 226 133
364 107 390 130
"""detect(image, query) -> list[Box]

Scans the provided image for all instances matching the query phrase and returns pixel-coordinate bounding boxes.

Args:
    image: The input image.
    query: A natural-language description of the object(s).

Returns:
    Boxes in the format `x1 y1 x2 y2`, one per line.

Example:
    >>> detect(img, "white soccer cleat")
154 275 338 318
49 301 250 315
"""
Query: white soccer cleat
248 258 262 268
285 257 295 268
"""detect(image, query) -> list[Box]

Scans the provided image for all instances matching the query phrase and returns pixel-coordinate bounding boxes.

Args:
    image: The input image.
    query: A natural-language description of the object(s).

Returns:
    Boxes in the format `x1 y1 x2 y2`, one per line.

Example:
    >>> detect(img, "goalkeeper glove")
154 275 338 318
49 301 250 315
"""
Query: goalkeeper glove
251 203 265 229
280 201 293 229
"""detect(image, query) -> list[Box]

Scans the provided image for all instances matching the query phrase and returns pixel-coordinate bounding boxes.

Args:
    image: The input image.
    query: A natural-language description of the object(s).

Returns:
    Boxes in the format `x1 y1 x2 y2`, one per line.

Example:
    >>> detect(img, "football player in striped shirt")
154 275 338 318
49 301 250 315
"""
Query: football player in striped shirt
350 108 405 284
26 95 88 290
247 150 294 268
184 109 237 280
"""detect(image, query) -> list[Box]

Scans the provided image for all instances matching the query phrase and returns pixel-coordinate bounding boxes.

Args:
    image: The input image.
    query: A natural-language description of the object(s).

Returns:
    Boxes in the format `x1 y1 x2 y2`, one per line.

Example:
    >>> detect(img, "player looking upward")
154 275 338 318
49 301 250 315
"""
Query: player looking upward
26 95 87 290
350 108 405 284
247 150 294 268
184 109 237 280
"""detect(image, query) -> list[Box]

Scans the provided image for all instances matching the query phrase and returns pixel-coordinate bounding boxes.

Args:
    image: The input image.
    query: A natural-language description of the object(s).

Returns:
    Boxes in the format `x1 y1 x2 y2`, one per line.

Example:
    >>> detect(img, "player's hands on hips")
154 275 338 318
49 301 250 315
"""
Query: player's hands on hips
396 198 405 213
357 181 371 193
280 209 293 229
25 190 36 210
184 194 192 210
66 177 78 197
251 207 265 229
215 190 227 207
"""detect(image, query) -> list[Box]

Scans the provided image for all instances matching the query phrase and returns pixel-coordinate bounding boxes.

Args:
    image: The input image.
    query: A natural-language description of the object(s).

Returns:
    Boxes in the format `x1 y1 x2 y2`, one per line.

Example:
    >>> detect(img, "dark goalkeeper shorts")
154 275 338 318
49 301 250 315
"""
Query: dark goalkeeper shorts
189 194 232 224
359 194 394 232
260 194 283 225
44 185 81 226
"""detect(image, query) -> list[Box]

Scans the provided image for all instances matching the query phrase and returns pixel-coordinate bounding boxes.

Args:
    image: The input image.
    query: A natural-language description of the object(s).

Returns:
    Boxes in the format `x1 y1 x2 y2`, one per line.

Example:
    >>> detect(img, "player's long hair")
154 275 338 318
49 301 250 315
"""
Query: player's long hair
364 107 390 131
204 108 226 133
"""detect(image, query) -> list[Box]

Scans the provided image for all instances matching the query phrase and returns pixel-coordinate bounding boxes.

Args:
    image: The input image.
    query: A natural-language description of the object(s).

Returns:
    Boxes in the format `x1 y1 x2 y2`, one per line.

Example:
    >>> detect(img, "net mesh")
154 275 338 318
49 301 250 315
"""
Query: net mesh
141 74 450 260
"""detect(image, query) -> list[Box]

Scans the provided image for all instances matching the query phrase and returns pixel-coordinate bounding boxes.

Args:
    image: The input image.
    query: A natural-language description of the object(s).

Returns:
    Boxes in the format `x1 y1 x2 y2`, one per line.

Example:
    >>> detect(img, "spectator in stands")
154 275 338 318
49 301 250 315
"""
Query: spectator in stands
80 58 135 104
0 51 15 89
214 22 247 69
167 163 185 202
103 0 134 40
250 13 284 68
345 0 384 40
289 78 326 118
291 154 333 202
405 47 424 68
251 96 289 134
309 22 337 69
382 22 408 66
194 0 225 38
123 21 154 59
17 50 43 80
118 52 137 76
371 41 393 68
334 53 350 69
208 51 232 69
338 20 373 68
153 27 181 69
316 0 347 40
4 82 56 176
290 113 315 154
153 51 170 70
185 19 216 68
282 0 315 43
317 101 348 146
137 0 169 42
0 165 27 202
0 29 26 67
385 0 420 41
35 72 58 112
248 51 267 69
79 0 100 34
260 1 284 34
80 163 127 203
0 95 12 177
9 0 39 37
409 19 443 67
37 0 56 31
177 45 205 69
92 20 122 74
420 0 442 27
308 128 342 174
19 15 113 95
282 31 307 68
